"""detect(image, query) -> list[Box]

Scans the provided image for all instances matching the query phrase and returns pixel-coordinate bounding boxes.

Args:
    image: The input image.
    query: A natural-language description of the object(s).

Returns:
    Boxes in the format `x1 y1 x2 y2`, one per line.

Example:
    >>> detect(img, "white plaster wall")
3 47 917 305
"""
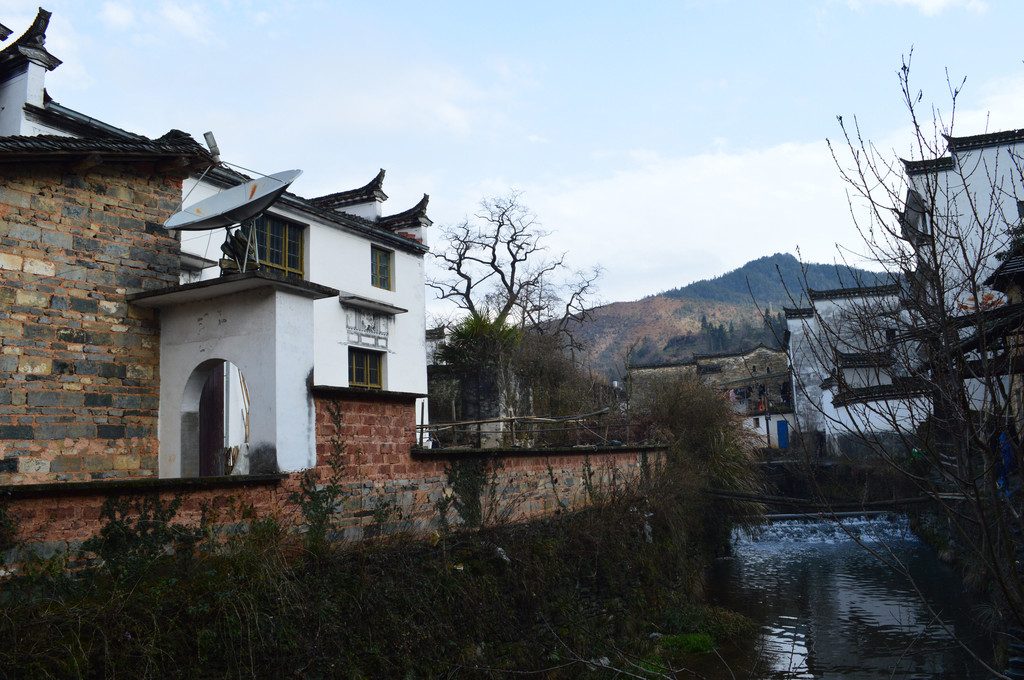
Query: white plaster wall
787 313 825 436
224 363 248 449
745 411 797 448
174 181 429 397
908 142 1024 310
307 220 427 395
0 62 70 136
0 70 29 136
176 178 232 280
156 286 318 476
336 202 381 221
824 392 930 444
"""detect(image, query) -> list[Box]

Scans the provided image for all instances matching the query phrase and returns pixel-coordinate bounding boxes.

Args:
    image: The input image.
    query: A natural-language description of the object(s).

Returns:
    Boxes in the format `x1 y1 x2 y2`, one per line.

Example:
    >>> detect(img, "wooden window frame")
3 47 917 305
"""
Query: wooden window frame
253 214 304 278
349 348 383 389
371 246 392 290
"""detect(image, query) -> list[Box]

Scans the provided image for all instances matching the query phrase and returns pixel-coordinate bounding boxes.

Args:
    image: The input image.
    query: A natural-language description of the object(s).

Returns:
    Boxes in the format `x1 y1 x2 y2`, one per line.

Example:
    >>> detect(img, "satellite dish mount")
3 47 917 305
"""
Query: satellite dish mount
220 220 261 274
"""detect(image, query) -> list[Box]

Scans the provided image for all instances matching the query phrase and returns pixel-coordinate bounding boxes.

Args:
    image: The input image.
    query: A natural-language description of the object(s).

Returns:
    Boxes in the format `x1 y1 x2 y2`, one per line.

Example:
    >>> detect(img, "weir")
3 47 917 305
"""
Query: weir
708 514 995 678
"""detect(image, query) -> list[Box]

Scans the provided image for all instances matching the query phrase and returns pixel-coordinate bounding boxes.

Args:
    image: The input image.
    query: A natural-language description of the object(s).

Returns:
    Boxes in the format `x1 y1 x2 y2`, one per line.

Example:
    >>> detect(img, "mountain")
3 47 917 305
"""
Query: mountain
657 252 887 307
576 253 886 378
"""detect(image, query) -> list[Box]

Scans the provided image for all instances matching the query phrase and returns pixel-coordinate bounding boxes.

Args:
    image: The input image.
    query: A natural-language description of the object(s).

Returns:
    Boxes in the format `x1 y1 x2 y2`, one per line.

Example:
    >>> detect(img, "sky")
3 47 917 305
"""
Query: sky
3 0 1024 307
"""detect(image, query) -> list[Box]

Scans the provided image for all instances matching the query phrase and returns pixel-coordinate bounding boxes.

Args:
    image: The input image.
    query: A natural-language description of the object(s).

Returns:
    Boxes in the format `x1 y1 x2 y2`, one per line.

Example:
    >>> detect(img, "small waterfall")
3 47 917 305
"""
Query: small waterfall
735 513 918 547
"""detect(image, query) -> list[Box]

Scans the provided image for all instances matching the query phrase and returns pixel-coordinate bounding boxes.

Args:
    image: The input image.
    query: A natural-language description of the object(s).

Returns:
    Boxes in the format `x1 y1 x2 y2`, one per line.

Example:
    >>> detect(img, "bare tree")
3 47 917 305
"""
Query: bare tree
788 53 1024 664
428 192 606 443
429 192 601 340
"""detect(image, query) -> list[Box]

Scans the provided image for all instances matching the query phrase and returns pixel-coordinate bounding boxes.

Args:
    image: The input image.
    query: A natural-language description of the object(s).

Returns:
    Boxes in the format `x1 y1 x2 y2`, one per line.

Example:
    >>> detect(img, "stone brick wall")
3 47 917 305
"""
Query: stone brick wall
630 345 790 410
0 161 183 483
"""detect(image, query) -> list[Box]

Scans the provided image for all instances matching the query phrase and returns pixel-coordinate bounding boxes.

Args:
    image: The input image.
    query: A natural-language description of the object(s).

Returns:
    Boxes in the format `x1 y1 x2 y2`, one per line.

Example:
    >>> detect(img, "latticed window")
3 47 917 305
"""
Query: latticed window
349 348 383 389
371 246 392 290
253 214 304 277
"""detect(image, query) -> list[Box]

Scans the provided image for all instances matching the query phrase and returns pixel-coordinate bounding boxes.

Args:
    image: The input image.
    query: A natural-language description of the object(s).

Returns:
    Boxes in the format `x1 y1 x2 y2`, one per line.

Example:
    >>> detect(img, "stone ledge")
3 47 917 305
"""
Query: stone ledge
0 473 287 499
411 444 665 460
311 385 426 402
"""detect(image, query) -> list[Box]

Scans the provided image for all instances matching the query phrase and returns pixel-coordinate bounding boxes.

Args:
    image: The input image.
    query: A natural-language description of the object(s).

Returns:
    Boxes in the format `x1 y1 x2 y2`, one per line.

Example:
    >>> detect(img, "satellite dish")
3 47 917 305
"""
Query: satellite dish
164 169 303 231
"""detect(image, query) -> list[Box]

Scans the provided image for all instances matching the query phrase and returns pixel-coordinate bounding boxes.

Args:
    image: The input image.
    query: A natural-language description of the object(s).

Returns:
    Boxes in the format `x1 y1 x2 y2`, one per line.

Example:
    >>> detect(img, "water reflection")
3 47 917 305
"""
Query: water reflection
706 515 993 679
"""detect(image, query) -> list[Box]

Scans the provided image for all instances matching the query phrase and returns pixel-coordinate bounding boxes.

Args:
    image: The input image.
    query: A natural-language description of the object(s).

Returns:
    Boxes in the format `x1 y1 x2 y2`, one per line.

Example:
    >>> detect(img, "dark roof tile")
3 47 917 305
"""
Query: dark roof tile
0 132 210 160
379 193 431 232
311 169 387 209
808 283 900 301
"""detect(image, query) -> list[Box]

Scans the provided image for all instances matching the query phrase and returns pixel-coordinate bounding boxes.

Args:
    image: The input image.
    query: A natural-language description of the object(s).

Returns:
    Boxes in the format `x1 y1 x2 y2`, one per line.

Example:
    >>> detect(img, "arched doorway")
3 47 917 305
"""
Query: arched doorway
182 359 250 477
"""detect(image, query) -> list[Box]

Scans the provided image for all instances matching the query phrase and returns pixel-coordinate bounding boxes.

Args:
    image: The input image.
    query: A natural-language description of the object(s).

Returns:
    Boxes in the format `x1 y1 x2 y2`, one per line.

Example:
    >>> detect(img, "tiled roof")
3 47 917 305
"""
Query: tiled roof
692 343 783 361
901 129 1024 177
947 128 1024 152
783 306 814 319
831 378 930 406
808 283 900 301
311 169 387 209
952 302 1024 356
201 164 428 252
379 194 431 231
902 157 954 175
0 130 212 162
628 359 695 370
28 100 147 140
836 350 893 368
985 252 1024 291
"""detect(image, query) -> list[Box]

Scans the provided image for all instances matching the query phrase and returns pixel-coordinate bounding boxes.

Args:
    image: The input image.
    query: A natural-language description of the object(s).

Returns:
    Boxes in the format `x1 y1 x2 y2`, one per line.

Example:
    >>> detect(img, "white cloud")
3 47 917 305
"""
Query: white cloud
845 0 987 15
100 2 134 30
157 2 215 43
516 141 859 302
516 73 1024 303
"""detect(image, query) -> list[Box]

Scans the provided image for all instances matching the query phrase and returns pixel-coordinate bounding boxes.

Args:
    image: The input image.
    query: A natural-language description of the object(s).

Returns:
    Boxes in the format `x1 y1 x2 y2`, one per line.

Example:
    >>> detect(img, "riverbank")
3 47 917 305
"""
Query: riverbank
0 462 756 678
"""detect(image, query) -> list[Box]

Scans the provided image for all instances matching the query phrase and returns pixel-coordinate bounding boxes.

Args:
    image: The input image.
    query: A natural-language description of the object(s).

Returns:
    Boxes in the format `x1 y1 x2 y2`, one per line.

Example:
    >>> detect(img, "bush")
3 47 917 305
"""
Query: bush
0 398 762 678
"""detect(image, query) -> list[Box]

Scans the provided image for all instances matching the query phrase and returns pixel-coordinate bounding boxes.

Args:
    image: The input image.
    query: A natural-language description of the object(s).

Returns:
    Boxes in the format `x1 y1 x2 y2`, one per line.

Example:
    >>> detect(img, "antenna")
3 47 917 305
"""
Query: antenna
203 131 221 164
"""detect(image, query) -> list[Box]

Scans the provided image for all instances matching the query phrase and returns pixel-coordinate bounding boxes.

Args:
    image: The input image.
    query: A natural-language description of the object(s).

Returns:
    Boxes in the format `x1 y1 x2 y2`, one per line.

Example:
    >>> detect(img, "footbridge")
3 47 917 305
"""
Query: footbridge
705 488 941 520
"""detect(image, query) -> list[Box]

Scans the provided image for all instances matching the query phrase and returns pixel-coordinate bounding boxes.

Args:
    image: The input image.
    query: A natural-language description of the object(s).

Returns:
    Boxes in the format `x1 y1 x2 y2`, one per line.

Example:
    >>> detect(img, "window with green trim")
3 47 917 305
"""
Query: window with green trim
371 246 392 290
349 348 383 389
253 214 304 277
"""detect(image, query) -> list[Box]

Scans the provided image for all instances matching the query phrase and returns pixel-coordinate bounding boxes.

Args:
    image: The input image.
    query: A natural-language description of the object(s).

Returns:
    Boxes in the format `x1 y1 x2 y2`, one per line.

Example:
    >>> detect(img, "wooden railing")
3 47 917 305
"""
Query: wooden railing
418 408 637 449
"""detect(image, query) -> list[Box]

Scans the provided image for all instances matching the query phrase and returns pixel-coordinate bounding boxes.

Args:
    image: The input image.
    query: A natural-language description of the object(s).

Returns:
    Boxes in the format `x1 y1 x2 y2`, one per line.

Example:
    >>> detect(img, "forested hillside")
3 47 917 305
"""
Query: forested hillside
657 252 888 306
576 253 886 378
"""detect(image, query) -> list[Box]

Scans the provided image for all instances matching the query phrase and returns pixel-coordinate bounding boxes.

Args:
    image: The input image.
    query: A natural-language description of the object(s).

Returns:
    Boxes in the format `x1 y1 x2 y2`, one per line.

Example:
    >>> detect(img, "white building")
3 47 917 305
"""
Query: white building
143 167 432 477
785 284 930 458
901 129 1024 314
0 8 431 479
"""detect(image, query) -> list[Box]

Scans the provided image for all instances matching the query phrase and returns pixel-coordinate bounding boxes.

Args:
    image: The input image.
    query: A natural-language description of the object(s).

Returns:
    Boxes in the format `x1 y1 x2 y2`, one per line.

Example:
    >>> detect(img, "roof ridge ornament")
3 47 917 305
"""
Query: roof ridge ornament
379 193 431 231
0 7 61 71
311 168 388 209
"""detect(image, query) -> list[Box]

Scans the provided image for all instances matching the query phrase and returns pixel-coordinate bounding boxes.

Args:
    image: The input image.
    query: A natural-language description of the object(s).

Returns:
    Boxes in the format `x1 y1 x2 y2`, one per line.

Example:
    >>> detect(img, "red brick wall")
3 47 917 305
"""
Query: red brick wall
6 479 288 545
312 392 662 539
0 162 183 483
1 391 662 553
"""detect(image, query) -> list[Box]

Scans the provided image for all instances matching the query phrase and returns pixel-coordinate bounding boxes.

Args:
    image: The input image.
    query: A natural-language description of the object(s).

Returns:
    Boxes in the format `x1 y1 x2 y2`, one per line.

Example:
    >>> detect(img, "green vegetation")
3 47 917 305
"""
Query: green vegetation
0 379 761 679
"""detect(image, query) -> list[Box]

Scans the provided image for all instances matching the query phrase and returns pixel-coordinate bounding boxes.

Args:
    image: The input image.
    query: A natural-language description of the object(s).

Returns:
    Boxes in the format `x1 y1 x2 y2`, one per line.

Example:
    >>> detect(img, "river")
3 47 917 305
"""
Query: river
702 514 996 679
